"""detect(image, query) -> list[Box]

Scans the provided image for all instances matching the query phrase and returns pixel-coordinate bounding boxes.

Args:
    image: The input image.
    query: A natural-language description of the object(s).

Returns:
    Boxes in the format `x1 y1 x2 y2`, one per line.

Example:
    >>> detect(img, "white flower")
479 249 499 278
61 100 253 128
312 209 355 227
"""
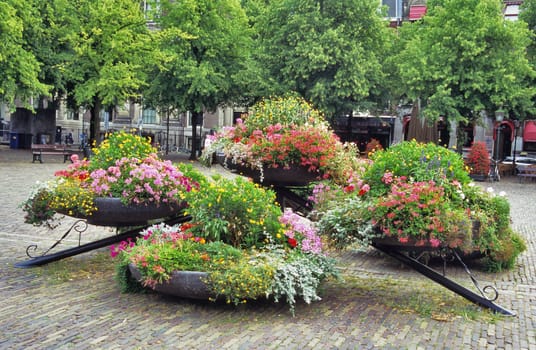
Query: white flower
487 187 495 193
499 191 506 197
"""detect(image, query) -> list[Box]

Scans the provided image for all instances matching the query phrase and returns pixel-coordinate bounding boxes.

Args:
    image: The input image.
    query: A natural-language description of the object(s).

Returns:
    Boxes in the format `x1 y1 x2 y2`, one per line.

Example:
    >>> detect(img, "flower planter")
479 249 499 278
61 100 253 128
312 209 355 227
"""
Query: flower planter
57 197 185 227
128 264 215 300
225 161 321 186
372 237 444 252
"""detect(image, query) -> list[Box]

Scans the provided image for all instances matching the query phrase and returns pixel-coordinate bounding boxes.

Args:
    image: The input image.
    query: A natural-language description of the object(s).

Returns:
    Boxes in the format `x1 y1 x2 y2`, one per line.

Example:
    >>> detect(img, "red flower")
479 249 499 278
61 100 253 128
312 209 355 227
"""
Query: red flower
288 237 297 248
344 184 355 193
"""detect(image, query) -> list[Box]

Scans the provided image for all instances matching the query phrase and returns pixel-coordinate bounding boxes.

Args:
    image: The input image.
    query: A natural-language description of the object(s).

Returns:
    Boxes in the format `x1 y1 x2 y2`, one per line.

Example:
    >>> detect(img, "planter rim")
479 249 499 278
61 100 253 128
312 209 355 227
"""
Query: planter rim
56 197 185 227
128 264 215 300
222 159 321 186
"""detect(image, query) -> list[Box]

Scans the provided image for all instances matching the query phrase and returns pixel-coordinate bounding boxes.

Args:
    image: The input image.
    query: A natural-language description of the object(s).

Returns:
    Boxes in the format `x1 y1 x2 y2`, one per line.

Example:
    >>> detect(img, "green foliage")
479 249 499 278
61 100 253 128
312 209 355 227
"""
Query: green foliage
206 253 275 305
312 140 525 271
89 131 157 170
183 175 285 248
520 0 536 60
0 0 49 106
114 261 145 294
315 196 376 250
363 140 471 197
268 251 339 316
393 0 536 122
468 191 526 271
176 163 209 188
116 223 338 313
244 95 326 132
256 0 394 117
53 0 155 141
20 184 56 227
144 0 252 113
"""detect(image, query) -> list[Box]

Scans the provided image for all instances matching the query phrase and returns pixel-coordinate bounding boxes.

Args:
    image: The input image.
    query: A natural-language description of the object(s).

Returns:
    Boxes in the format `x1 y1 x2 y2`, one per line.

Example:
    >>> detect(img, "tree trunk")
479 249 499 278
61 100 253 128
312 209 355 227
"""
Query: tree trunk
90 97 102 146
165 109 170 155
189 111 202 160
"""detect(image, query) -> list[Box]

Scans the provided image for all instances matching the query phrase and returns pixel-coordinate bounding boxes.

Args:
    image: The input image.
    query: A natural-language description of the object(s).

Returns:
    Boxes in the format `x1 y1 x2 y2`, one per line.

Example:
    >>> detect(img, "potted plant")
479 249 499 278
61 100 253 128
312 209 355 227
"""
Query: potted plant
312 140 526 271
465 141 491 181
113 170 338 314
21 131 196 227
200 96 355 185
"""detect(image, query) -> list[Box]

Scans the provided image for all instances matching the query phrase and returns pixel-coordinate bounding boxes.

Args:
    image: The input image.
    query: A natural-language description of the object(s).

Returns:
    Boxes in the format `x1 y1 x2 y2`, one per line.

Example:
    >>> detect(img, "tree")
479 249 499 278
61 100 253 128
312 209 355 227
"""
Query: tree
0 0 49 108
519 0 536 110
392 0 535 124
55 0 155 144
143 0 252 160
520 0 536 61
255 0 394 119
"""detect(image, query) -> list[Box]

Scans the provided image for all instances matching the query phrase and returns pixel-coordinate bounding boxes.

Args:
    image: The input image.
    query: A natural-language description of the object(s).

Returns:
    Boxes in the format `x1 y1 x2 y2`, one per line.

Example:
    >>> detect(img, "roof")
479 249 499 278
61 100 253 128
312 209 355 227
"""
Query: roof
523 121 536 142
409 5 427 21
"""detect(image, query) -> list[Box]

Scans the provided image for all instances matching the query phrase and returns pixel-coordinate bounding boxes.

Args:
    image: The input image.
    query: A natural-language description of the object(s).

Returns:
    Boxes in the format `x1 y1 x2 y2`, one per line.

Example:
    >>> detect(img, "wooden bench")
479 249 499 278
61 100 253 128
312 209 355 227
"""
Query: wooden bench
517 164 536 182
31 144 74 163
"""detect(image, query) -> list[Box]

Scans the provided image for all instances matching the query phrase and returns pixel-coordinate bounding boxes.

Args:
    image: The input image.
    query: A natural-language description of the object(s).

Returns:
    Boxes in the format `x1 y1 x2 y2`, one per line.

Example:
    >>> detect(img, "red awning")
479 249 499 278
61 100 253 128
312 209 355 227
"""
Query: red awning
409 5 427 21
523 121 536 142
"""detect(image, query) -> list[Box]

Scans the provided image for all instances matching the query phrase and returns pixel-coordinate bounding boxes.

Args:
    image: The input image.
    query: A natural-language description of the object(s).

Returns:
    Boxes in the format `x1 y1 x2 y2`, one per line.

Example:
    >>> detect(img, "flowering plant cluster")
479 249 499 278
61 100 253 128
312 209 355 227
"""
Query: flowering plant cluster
113 167 337 313
88 155 195 206
465 141 491 176
89 130 157 170
312 140 526 271
369 176 466 248
201 96 354 183
182 174 285 248
21 131 195 227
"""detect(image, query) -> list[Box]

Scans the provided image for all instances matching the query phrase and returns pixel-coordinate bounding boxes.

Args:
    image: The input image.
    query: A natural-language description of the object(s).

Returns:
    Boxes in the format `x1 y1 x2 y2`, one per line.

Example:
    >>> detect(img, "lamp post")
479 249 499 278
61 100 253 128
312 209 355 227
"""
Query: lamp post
492 110 505 181
513 120 520 171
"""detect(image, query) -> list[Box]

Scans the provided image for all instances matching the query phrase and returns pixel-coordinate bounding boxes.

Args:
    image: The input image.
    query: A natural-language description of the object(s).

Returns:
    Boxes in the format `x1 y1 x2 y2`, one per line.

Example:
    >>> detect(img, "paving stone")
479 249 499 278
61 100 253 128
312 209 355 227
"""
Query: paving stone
1 146 535 349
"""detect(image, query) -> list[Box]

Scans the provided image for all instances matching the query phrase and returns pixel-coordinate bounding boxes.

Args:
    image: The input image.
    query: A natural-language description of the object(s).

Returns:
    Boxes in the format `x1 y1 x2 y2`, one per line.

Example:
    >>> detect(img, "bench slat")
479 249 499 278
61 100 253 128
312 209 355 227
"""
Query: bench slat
31 143 74 163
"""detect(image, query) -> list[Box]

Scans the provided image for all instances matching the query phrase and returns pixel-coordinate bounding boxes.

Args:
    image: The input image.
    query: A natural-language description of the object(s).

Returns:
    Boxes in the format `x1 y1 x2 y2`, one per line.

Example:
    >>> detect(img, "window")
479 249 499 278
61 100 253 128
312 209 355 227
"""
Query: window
142 0 160 21
382 0 402 20
504 3 520 21
142 108 157 124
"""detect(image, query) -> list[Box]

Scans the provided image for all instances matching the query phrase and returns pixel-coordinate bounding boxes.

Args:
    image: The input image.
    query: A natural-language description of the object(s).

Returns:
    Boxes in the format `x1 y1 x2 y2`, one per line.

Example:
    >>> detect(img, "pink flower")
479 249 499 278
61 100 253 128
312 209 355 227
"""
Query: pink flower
382 172 394 184
429 238 441 248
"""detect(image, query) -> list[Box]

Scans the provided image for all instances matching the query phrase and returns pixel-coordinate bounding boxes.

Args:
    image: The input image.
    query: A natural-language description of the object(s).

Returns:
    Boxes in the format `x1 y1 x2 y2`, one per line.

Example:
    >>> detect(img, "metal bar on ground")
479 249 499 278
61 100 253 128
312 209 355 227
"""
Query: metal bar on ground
14 215 191 268
372 243 515 316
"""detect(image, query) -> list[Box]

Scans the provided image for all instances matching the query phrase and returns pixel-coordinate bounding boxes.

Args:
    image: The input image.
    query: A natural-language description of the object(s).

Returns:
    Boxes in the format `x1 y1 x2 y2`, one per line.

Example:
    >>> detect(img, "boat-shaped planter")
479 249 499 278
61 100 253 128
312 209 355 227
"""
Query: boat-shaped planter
128 264 215 300
57 197 186 227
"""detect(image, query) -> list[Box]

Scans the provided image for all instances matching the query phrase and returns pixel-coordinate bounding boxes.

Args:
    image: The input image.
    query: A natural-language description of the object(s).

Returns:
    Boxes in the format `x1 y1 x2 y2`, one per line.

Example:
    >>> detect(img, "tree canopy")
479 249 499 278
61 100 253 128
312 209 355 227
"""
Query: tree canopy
0 0 49 108
255 0 394 118
143 0 253 159
53 0 155 143
392 0 535 123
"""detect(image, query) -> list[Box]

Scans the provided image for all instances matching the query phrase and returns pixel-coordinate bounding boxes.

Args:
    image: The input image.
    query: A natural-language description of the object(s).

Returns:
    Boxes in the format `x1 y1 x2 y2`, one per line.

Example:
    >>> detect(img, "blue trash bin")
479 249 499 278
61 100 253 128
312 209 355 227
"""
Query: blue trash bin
10 133 19 149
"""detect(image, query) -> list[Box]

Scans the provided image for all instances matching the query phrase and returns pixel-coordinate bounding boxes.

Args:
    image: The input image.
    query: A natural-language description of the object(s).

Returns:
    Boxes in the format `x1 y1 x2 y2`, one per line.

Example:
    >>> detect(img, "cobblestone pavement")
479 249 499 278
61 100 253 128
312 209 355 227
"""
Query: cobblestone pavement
0 146 535 349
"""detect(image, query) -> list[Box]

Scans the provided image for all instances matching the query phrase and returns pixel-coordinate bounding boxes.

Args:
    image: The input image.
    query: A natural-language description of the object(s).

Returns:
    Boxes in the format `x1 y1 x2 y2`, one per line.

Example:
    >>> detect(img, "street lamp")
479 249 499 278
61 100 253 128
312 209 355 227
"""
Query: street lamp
492 110 505 181
513 120 520 170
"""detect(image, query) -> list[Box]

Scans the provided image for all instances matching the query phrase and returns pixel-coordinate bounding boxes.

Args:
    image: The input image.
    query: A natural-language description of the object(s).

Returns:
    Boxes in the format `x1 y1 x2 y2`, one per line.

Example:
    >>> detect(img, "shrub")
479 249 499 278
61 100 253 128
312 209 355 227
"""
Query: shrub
466 141 490 176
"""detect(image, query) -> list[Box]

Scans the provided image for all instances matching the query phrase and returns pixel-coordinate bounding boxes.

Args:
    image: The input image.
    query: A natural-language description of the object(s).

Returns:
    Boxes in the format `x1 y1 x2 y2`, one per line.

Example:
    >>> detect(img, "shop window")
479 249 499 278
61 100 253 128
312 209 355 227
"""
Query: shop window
142 108 157 124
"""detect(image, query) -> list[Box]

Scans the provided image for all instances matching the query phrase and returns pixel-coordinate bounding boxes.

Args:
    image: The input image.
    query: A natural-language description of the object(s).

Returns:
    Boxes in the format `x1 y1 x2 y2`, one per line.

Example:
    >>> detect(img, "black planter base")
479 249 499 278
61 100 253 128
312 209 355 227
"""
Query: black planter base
128 264 215 300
